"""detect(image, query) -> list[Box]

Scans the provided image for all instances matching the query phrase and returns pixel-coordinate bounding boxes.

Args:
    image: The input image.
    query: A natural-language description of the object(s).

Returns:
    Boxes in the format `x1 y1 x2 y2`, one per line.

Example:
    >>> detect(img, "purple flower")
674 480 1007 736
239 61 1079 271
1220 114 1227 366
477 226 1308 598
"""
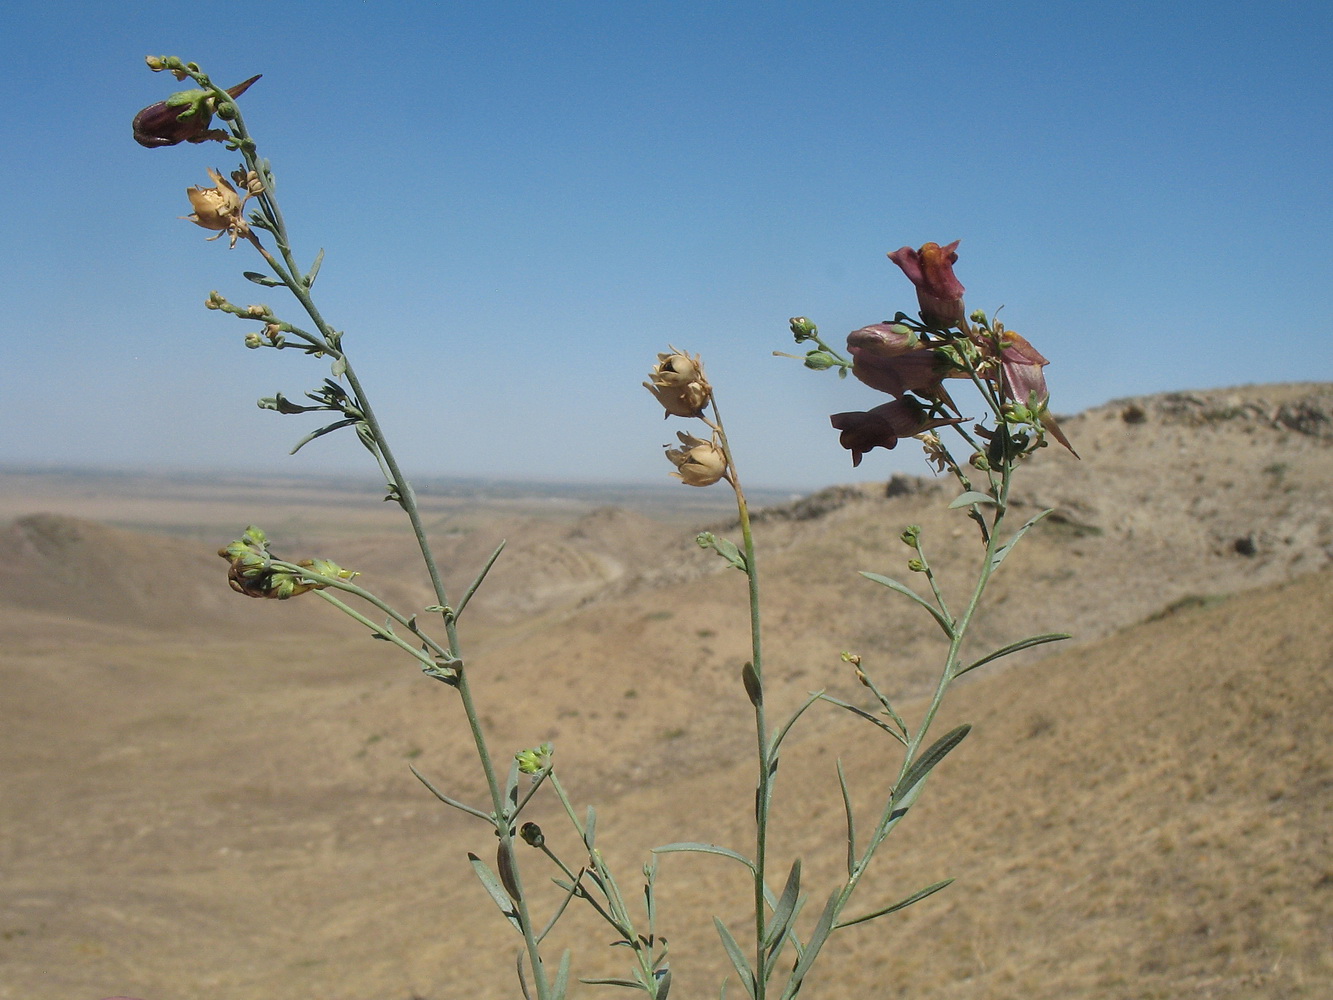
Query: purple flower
830 398 964 467
887 240 966 328
846 325 955 400
133 75 261 148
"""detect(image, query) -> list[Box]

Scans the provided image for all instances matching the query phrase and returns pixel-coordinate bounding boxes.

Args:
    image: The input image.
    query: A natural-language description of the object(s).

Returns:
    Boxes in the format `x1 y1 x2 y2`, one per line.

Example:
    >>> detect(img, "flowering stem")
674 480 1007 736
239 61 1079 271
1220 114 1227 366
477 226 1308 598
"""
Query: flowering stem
177 70 554 1000
707 398 772 998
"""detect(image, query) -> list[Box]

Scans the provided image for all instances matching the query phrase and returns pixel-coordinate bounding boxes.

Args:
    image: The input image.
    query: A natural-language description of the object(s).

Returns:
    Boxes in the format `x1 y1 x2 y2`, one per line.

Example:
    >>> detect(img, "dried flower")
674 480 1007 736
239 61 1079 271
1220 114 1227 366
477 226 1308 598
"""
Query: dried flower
829 398 965 467
645 347 711 418
665 430 728 486
887 240 966 329
217 527 357 600
132 74 261 148
183 168 252 248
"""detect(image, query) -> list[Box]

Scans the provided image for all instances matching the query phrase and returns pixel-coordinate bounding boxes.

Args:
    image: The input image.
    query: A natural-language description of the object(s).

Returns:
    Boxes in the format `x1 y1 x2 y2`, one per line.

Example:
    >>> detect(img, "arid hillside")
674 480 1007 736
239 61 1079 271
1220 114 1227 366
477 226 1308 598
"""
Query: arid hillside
0 382 1330 999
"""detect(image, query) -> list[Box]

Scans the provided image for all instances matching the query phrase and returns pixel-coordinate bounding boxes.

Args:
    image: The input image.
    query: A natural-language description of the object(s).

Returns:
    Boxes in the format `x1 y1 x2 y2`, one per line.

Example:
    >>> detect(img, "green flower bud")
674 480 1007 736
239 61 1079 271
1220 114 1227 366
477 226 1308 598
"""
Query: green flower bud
907 558 926 573
515 742 554 775
789 316 818 342
803 350 835 370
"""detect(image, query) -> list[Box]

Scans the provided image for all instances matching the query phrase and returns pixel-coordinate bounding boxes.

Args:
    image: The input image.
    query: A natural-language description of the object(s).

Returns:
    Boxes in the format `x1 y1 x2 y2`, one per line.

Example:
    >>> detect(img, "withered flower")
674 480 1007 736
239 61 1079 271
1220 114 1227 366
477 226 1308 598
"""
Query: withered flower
887 240 966 329
830 398 965 467
644 347 711 418
183 168 252 248
664 431 728 486
132 74 261 148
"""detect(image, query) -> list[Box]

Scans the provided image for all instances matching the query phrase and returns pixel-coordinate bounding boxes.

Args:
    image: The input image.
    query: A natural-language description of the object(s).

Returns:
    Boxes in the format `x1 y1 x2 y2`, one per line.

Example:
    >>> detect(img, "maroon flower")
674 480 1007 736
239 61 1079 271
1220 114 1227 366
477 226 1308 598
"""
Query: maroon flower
887 240 966 328
845 325 959 401
133 75 261 148
830 398 965 467
988 328 1078 456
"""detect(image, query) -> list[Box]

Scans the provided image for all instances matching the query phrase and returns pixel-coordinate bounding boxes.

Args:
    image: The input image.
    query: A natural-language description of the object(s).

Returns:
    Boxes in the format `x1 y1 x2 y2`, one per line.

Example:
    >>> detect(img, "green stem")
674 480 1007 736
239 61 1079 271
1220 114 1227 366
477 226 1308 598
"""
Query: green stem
707 398 770 998
202 84 551 1000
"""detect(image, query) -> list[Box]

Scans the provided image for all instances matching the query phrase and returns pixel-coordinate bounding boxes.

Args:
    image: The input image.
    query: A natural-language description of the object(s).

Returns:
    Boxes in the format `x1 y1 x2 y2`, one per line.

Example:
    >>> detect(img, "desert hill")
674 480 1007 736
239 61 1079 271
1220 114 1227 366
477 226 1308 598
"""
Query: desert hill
0 382 1330 999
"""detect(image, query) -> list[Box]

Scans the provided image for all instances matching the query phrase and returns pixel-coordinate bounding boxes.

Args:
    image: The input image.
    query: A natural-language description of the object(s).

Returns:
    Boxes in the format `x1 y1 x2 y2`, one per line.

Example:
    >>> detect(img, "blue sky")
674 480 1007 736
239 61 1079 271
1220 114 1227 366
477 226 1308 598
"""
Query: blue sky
2 1 1330 491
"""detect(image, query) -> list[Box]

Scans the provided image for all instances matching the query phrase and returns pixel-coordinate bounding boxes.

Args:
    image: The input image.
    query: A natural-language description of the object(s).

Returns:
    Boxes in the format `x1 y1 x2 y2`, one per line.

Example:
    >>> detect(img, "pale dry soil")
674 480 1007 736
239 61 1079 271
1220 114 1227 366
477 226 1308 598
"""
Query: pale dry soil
1 383 1330 999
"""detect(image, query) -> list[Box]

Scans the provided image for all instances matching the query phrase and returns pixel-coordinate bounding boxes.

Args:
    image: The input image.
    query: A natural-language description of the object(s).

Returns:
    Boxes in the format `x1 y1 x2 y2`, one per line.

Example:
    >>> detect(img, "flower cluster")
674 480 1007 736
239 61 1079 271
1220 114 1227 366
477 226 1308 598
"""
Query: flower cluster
218 526 358 600
803 240 1075 465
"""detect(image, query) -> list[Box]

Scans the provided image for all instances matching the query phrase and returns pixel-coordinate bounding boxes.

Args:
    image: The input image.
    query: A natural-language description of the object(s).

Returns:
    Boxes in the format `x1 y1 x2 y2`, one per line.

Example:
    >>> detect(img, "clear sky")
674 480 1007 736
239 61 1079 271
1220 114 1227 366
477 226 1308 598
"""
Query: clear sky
2 1 1330 491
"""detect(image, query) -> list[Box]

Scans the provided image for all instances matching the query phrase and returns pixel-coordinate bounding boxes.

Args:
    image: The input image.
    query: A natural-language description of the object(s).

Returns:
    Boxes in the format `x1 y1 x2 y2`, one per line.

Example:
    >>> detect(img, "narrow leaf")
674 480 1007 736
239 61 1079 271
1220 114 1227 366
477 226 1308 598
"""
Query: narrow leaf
652 842 756 872
784 889 840 996
550 949 572 1000
764 859 802 949
836 759 857 877
408 765 491 822
769 690 824 754
713 918 758 1000
948 490 999 508
305 247 325 287
859 572 954 637
456 539 506 618
990 508 1053 571
835 878 955 929
817 694 909 746
579 979 643 990
467 853 522 933
242 270 282 287
288 416 358 455
497 842 521 901
584 805 597 850
957 632 1071 677
898 724 971 801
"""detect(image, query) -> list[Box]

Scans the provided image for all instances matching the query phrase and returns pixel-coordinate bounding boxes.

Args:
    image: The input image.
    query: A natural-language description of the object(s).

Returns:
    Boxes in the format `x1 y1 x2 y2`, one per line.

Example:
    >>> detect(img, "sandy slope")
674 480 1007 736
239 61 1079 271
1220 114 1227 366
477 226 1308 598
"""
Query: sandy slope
0 383 1330 999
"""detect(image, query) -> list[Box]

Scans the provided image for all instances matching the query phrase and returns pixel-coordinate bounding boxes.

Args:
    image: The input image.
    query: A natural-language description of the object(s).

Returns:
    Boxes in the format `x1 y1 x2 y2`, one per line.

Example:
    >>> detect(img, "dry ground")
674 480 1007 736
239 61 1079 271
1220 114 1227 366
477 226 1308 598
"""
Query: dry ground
1 383 1330 999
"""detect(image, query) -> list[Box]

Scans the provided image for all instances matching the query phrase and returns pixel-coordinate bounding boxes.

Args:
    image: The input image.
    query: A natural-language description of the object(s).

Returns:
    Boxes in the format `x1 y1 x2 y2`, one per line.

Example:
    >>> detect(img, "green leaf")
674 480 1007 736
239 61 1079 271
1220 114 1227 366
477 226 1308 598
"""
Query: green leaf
990 508 1052 571
713 918 758 1000
696 531 748 571
837 759 857 877
956 632 1071 677
408 765 492 822
550 949 572 1000
584 805 598 850
898 724 971 802
467 852 522 933
764 859 802 950
769 690 824 754
782 889 840 998
859 572 954 637
741 661 762 706
579 979 644 990
288 416 358 455
835 878 955 929
455 540 506 618
305 248 325 287
948 490 999 509
242 270 282 287
816 694 908 746
652 842 756 872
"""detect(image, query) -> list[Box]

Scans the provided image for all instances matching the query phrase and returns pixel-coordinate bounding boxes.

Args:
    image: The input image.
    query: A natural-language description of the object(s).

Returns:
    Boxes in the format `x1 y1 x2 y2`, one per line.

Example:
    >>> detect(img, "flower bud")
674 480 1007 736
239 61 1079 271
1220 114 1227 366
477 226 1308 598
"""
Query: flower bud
664 431 728 487
515 743 553 775
907 558 926 573
789 316 818 342
900 525 921 548
520 822 545 848
803 350 835 370
132 74 261 148
244 332 263 349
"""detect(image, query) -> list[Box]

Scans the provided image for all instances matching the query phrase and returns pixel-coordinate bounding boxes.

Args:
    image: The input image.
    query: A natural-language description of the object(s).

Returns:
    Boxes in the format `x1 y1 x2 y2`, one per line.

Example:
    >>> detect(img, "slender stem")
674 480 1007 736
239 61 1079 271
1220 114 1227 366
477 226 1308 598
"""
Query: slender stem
195 82 552 1000
707 396 770 998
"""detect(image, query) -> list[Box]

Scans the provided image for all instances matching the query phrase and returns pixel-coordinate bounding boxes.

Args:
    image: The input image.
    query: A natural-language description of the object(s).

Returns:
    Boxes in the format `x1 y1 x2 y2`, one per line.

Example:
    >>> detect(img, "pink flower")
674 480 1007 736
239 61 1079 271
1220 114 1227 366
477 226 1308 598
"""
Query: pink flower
133 75 261 148
989 329 1078 456
887 240 966 328
830 398 965 467
846 323 954 399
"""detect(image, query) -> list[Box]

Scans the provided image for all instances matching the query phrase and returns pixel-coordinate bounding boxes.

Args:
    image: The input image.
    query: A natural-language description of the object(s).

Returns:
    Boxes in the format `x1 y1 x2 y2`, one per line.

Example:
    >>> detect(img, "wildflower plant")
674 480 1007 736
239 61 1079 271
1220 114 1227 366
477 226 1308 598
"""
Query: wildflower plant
131 56 1074 1000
